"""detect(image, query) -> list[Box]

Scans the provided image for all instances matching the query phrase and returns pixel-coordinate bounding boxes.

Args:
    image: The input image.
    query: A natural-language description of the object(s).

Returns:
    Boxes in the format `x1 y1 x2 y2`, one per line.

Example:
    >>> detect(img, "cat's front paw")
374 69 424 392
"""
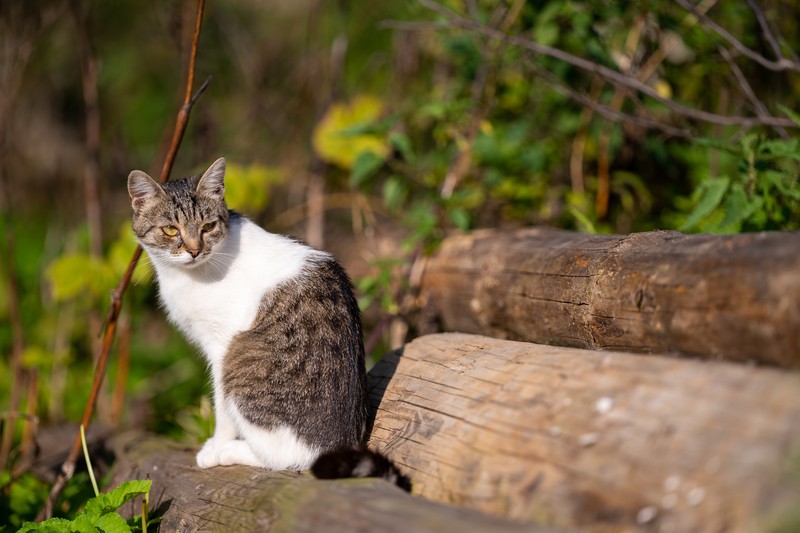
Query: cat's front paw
216 440 260 467
196 438 262 468
196 438 223 468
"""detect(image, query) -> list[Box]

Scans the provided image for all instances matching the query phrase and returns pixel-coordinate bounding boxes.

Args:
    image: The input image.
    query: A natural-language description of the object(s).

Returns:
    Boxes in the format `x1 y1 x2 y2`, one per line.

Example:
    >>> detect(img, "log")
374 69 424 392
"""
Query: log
418 228 800 366
106 432 559 533
367 333 800 533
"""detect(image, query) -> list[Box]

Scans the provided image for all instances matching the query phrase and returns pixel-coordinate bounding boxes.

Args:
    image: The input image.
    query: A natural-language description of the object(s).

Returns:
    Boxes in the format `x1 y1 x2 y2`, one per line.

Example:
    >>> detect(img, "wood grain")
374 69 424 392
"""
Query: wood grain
107 432 559 533
419 228 800 366
367 333 800 532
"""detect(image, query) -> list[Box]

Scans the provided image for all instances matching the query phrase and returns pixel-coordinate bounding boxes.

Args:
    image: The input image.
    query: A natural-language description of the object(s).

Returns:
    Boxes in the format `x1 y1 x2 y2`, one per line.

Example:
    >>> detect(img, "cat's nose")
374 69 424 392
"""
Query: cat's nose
186 245 202 258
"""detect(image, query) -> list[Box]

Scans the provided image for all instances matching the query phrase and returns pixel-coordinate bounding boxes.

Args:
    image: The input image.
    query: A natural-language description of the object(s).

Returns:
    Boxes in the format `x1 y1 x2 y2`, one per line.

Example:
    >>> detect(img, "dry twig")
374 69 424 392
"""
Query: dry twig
37 0 210 520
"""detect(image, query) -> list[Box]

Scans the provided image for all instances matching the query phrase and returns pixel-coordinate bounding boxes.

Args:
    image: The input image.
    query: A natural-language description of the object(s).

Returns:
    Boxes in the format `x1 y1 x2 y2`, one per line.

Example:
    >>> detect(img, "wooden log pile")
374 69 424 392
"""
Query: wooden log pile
367 333 800 532
107 228 800 532
418 228 800 366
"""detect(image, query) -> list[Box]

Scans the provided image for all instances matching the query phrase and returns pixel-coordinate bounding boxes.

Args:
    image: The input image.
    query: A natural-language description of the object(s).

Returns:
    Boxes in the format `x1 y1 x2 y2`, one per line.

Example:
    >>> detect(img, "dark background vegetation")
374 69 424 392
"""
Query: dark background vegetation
2 0 800 525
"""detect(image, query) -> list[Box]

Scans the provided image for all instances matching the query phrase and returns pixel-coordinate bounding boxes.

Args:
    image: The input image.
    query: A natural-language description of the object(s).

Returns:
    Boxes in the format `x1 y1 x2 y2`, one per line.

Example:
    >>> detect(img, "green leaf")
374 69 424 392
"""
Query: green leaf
108 223 152 286
533 24 559 47
532 2 563 46
349 150 385 187
382 176 408 212
94 512 132 533
680 176 730 231
404 201 439 245
778 104 800 128
758 138 800 161
84 480 152 518
448 207 471 231
46 254 116 302
70 515 102 533
416 101 447 121
225 162 284 214
21 345 52 370
568 205 597 233
312 95 389 169
17 518 72 532
715 184 763 233
388 132 414 162
762 170 800 199
16 516 94 533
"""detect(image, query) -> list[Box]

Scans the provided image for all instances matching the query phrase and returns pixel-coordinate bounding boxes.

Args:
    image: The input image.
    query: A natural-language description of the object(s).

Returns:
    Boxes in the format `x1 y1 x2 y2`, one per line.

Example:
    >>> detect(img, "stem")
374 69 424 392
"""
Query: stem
80 425 99 497
37 0 209 520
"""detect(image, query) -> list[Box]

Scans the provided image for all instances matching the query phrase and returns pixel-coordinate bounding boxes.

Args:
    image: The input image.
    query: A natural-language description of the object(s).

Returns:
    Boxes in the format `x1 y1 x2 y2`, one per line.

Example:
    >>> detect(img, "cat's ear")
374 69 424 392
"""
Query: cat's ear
196 157 226 200
128 170 165 213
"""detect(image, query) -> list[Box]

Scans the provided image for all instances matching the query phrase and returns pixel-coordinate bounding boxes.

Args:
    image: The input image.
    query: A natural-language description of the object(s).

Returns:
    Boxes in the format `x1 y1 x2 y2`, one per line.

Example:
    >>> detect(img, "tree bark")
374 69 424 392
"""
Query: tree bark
107 432 559 533
418 228 800 366
366 333 800 533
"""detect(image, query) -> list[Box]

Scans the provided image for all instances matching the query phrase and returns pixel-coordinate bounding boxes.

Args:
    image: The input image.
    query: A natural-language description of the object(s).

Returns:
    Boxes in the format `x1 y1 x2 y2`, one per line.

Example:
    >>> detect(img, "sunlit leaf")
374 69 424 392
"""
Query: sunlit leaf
21 346 51 370
84 480 152 518
654 79 672 99
312 95 389 169
17 518 75 532
225 162 284 214
46 254 116 303
93 512 131 533
109 223 152 286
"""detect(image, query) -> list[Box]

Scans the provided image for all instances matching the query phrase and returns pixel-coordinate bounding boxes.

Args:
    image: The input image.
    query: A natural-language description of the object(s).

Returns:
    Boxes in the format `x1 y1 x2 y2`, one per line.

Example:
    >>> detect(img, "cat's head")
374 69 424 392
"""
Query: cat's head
127 157 231 269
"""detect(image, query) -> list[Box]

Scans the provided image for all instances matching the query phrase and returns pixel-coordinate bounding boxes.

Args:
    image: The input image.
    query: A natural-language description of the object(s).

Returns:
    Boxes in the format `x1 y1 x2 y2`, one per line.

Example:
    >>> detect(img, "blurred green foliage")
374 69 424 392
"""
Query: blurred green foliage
2 0 800 525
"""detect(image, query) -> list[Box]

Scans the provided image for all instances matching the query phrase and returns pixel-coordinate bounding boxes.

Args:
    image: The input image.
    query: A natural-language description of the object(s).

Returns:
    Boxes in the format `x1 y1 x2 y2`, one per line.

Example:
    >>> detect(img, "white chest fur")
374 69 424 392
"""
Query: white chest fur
146 217 323 366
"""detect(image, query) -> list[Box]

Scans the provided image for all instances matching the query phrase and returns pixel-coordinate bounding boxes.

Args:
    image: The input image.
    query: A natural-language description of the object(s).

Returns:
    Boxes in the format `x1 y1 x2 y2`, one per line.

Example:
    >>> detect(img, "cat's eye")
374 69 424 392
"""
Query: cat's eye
202 221 216 233
162 225 179 236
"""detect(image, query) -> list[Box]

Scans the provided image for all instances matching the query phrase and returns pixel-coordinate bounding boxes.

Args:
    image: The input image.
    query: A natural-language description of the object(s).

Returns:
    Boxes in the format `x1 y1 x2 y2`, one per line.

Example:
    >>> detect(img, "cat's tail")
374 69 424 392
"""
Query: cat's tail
311 447 412 492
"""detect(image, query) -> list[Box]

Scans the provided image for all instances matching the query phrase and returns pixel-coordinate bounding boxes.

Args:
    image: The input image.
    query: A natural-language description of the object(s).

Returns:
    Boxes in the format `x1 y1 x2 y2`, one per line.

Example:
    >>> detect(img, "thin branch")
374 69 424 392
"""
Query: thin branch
719 47 789 139
0 214 26 473
674 0 800 72
379 20 448 32
419 0 798 129
38 0 208 520
545 71 694 138
745 0 784 60
69 0 103 258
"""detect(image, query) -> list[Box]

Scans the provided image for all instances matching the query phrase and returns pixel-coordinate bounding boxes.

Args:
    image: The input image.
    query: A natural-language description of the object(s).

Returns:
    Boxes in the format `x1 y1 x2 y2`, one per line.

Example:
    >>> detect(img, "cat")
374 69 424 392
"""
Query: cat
127 157 404 486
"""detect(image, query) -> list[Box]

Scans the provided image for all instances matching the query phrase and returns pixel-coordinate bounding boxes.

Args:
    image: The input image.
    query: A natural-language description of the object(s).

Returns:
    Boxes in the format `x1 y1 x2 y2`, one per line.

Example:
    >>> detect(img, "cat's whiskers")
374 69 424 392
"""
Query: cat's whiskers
131 262 157 287
202 255 228 278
